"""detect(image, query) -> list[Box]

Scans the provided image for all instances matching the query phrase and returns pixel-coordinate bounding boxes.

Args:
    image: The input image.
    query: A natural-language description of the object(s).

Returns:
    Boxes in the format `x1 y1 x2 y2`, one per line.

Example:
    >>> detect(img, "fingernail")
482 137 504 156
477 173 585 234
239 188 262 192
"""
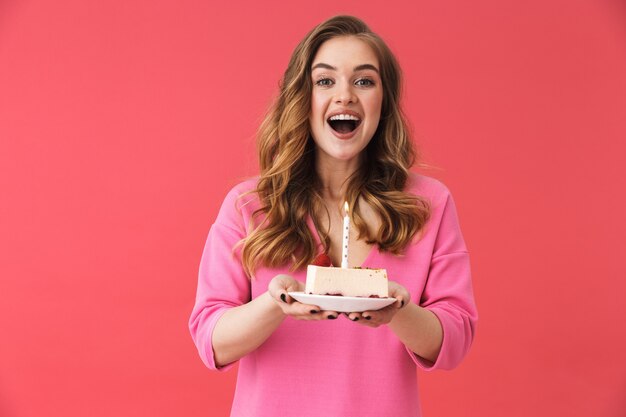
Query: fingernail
310 309 319 314
280 293 286 303
328 315 337 320
364 316 371 320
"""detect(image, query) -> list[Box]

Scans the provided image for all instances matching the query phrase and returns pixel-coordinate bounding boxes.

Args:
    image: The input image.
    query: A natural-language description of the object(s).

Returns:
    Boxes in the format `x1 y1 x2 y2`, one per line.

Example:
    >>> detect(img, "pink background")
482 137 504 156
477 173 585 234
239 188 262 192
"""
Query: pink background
1 1 625 416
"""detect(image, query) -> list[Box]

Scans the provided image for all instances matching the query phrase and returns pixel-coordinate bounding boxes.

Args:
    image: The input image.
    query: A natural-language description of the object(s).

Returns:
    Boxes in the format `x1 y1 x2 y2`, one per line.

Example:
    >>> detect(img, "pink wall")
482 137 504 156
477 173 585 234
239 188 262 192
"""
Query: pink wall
1 1 625 416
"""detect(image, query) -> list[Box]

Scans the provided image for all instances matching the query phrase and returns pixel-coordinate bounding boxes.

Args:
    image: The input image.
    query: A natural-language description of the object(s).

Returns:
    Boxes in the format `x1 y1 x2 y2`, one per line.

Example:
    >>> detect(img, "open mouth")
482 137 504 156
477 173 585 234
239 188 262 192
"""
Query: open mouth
327 114 361 134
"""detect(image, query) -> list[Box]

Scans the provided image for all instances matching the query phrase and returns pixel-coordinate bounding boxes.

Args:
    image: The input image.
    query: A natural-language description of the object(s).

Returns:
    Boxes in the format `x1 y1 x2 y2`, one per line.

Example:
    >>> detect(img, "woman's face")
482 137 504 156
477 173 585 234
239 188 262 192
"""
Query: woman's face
309 36 383 164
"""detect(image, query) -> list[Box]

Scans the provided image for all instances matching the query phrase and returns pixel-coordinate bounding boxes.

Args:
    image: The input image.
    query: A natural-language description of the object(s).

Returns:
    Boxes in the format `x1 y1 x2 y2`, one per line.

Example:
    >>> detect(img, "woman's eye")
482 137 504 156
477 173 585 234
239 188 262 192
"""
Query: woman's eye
355 78 374 87
315 78 333 86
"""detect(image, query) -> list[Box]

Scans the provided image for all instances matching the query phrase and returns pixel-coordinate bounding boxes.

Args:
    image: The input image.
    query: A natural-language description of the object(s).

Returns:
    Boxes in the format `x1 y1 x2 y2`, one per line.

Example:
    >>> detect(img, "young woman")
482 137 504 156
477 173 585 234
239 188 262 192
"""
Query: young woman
189 15 477 417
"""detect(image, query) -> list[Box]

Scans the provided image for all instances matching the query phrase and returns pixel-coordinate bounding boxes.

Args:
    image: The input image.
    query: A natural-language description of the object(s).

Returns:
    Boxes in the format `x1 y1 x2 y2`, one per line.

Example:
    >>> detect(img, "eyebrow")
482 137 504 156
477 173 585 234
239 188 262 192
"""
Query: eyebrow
311 63 379 73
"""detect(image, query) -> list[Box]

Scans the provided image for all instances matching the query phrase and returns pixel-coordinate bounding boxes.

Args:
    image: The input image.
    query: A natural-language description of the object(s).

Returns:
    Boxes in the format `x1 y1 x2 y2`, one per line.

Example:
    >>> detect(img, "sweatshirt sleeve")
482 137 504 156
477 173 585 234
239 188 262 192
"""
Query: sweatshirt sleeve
188 186 252 371
413 190 478 371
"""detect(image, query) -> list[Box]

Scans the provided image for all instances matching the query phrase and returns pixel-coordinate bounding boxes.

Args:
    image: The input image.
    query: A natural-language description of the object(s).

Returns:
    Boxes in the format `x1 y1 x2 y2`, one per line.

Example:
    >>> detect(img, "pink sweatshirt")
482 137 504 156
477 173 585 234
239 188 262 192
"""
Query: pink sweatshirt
189 174 477 417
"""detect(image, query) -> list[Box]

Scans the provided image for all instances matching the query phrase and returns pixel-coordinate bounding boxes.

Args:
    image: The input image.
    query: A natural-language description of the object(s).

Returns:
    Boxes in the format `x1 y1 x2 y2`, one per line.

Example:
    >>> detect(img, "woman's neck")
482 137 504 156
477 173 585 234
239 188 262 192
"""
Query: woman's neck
315 153 363 202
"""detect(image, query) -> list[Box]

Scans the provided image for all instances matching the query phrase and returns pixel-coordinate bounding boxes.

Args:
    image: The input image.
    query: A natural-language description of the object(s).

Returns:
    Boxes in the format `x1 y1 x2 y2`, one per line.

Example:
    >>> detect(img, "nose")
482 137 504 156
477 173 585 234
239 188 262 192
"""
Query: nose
334 82 357 105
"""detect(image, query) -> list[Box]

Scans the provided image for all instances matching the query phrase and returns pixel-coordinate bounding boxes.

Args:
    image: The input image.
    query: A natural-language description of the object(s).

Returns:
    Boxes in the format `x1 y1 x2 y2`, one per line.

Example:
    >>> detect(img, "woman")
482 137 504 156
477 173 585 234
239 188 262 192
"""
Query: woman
189 15 477 417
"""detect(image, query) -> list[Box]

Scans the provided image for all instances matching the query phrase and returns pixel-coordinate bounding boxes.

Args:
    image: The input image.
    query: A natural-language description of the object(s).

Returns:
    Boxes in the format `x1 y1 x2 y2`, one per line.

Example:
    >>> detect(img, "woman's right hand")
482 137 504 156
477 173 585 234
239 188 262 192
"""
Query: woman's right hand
268 274 339 320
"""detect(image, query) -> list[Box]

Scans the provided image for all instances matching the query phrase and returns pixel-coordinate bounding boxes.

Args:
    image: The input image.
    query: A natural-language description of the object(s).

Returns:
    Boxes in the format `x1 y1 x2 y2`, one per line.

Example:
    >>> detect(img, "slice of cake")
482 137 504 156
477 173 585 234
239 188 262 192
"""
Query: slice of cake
305 265 389 298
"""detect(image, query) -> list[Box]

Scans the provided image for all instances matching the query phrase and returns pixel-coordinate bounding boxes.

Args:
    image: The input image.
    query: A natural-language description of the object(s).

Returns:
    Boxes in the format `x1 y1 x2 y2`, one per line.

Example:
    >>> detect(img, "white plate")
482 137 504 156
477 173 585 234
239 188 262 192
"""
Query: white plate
287 292 396 313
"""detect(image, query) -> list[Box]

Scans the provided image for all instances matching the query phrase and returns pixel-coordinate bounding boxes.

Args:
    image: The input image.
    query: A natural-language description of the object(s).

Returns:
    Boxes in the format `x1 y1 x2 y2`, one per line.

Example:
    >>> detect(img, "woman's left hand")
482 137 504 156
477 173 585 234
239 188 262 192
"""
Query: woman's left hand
345 280 410 327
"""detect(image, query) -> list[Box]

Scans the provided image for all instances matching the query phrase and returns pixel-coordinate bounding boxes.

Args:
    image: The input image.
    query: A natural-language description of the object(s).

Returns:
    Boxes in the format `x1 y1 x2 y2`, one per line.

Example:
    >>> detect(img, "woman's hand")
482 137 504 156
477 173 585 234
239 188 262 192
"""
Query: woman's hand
268 274 340 320
345 280 410 327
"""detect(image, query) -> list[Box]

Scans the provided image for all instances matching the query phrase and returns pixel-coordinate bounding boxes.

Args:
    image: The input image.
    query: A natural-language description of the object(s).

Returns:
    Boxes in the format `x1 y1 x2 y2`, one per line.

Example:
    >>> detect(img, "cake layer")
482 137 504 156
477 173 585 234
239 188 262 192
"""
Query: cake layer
305 265 388 298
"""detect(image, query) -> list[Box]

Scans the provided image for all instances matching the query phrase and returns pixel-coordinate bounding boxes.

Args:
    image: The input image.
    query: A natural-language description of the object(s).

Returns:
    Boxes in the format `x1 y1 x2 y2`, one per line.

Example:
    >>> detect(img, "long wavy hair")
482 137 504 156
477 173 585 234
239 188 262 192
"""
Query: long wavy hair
240 15 431 276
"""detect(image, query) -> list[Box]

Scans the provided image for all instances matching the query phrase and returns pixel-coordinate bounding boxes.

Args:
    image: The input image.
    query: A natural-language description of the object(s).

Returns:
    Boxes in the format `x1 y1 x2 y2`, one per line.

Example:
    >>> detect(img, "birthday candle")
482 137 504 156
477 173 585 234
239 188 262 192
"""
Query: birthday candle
341 201 349 269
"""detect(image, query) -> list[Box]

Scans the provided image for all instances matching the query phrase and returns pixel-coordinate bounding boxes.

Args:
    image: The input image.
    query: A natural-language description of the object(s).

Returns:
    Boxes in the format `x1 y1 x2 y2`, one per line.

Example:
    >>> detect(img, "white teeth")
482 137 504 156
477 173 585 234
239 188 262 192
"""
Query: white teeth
328 114 360 121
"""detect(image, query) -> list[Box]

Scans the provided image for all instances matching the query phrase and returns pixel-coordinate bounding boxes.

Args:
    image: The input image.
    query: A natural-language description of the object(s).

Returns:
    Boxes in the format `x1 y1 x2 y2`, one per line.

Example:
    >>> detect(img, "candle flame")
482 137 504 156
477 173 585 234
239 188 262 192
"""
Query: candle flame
343 201 349 215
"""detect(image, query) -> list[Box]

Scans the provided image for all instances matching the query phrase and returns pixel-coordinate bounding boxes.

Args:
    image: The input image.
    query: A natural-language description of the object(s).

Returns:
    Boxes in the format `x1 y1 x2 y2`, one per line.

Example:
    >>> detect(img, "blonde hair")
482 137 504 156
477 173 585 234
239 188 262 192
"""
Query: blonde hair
241 15 430 276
